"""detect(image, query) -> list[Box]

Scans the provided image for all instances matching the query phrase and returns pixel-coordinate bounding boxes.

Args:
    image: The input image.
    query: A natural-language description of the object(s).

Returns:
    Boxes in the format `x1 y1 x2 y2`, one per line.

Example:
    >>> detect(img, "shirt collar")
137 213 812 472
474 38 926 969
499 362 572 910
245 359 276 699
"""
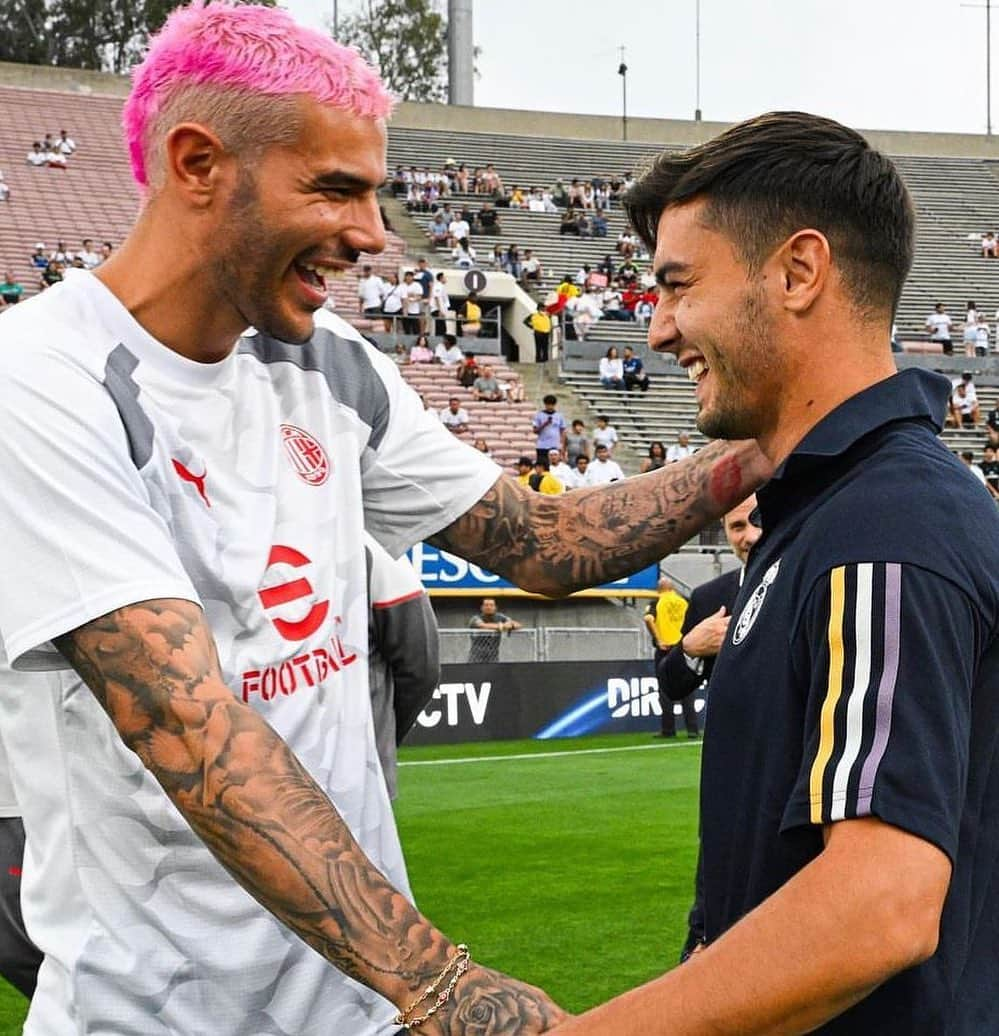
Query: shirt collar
759 367 951 520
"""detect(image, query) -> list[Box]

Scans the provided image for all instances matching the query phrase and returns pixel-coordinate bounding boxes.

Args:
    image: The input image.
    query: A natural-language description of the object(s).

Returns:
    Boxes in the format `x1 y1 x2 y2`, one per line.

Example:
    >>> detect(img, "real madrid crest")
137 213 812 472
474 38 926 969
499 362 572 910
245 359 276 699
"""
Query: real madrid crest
732 559 781 645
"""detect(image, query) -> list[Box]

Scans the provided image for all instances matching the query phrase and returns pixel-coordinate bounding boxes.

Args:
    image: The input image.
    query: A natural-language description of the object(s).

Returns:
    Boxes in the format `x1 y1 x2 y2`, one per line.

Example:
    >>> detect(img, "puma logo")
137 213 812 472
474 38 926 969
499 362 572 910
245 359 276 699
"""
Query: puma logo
172 459 211 508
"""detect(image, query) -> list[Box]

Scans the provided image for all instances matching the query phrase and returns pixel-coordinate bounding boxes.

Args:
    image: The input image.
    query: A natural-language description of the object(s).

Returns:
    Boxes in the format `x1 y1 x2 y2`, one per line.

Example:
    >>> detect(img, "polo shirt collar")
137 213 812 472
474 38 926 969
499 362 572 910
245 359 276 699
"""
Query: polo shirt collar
758 367 951 520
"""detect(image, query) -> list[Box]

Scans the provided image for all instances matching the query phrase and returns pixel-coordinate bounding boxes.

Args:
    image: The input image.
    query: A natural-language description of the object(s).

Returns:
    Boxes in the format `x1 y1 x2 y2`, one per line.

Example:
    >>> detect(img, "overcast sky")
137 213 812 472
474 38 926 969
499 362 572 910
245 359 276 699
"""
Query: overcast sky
281 0 998 136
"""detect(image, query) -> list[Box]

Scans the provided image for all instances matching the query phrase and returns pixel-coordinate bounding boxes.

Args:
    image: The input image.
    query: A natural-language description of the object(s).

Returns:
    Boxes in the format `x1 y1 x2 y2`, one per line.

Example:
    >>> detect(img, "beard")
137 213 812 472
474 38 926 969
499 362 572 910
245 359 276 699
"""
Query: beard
210 167 316 345
696 283 781 441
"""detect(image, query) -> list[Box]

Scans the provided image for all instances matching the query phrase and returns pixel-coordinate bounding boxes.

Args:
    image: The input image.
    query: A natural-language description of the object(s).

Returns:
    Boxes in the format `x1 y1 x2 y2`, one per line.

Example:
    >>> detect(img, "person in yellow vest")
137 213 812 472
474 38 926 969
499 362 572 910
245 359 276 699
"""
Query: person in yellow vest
523 302 553 362
529 459 564 495
644 578 697 738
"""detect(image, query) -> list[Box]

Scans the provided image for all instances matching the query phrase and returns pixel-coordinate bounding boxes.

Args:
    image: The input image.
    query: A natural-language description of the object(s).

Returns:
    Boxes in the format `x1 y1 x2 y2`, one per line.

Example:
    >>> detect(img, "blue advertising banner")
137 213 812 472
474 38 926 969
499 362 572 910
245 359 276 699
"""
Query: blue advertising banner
406 543 659 598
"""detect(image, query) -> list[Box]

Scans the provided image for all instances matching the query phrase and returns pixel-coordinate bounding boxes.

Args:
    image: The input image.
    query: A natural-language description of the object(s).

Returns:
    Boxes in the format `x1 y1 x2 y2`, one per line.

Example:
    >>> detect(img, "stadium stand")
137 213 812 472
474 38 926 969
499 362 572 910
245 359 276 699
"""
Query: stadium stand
1 82 997 473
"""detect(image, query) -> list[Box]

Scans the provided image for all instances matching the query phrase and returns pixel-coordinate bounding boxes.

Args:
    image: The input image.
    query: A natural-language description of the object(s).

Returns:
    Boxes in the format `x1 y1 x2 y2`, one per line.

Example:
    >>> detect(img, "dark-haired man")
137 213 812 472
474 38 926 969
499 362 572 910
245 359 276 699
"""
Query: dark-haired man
554 112 999 1035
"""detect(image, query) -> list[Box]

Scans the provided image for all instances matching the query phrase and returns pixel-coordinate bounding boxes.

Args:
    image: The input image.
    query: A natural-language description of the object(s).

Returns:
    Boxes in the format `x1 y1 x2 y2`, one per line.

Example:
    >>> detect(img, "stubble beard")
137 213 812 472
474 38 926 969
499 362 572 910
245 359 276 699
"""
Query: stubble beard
696 284 779 441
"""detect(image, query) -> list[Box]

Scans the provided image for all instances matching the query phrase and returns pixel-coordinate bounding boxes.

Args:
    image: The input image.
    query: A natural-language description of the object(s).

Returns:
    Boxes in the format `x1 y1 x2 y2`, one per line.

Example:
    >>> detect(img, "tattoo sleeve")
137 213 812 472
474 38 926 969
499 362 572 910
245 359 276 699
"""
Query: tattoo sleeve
431 439 769 597
54 600 566 1033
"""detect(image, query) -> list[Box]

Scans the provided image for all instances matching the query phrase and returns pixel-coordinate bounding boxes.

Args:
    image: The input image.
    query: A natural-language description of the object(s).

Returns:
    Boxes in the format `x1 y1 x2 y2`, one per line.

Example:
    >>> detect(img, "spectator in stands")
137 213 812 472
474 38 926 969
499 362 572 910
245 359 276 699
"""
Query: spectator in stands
522 249 543 286
498 371 525 402
959 450 995 497
380 272 404 332
434 333 463 366
623 345 651 391
447 211 470 246
427 210 449 245
925 302 954 355
458 291 482 337
45 146 67 169
99 241 113 263
532 394 567 466
565 454 591 489
478 202 500 235
400 270 423 334
451 238 476 270
548 448 575 487
550 178 569 208
29 244 48 269
0 173 9 203
565 419 590 466
963 301 981 357
600 285 631 321
430 272 451 335
641 441 668 473
986 402 999 447
26 142 47 167
0 272 24 307
982 232 998 258
559 209 580 236
593 414 619 454
592 209 608 238
509 186 526 209
467 598 521 663
439 396 470 434
357 265 384 318
600 346 626 390
529 460 564 494
634 296 655 325
982 444 999 495
39 260 64 289
49 242 70 264
618 257 640 281
617 226 638 257
56 129 76 156
414 258 434 329
949 374 981 428
77 239 100 269
976 319 991 357
472 363 505 402
570 289 603 340
588 443 625 483
455 164 469 192
524 303 553 363
456 352 479 387
407 333 434 364
472 438 491 456
667 431 696 463
505 245 523 281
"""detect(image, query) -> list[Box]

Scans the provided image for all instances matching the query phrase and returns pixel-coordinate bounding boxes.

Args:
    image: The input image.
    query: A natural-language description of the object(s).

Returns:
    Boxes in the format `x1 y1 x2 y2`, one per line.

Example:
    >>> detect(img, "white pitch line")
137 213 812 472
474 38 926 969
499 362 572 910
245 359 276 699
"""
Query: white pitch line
398 740 701 767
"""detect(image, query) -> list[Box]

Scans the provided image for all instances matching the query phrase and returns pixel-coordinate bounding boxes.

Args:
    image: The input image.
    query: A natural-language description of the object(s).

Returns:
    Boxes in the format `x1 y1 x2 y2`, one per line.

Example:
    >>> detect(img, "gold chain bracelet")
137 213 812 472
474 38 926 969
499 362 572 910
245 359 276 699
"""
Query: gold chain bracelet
394 944 472 1030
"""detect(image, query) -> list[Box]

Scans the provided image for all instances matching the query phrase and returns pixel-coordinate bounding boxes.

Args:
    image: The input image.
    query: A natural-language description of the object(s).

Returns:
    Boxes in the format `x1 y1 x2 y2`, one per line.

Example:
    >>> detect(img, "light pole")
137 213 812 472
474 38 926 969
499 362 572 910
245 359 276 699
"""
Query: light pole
694 0 702 121
962 0 993 134
618 46 628 141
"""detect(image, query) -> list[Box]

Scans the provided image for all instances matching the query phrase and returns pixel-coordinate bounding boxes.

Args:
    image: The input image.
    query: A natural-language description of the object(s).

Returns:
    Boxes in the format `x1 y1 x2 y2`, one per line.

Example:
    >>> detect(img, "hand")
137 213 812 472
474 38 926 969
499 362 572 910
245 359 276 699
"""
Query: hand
681 607 730 658
426 963 571 1035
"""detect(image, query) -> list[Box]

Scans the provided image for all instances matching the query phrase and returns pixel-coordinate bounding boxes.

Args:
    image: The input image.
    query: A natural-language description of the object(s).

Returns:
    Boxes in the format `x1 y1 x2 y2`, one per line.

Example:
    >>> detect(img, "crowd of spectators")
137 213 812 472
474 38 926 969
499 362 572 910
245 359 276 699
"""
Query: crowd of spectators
25 129 77 169
0 239 111 309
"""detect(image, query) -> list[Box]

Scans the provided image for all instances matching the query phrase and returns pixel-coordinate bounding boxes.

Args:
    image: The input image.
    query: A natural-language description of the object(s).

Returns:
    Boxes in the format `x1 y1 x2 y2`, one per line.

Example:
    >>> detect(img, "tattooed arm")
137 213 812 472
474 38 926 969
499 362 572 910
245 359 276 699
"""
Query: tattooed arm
54 600 566 1035
432 440 769 596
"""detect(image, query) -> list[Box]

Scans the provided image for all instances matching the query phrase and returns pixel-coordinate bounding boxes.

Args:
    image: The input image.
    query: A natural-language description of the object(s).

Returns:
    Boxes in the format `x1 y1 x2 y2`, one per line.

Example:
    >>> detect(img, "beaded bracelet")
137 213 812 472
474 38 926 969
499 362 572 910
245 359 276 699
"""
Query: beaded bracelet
394 944 472 1030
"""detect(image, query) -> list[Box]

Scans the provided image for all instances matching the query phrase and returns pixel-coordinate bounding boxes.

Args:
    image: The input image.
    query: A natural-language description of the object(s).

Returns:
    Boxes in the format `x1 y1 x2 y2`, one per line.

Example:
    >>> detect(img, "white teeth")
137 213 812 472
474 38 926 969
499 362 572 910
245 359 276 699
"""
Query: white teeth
687 359 708 382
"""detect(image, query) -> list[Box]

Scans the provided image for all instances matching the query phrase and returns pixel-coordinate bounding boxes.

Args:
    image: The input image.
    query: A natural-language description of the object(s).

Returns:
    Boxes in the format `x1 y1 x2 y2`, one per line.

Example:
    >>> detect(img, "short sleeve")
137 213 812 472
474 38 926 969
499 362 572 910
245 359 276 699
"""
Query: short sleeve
0 352 199 669
360 351 501 558
781 562 977 864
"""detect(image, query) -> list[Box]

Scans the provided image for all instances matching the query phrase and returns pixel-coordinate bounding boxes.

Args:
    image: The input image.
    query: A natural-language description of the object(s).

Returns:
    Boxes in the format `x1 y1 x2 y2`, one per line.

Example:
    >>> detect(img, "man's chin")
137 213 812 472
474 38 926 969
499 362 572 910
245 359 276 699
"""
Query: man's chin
260 311 316 345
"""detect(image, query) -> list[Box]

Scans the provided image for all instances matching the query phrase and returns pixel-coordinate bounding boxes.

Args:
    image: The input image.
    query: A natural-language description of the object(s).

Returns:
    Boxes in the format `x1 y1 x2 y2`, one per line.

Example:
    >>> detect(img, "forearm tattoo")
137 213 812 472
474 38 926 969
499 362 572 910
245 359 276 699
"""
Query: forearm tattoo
54 601 566 1032
432 440 765 596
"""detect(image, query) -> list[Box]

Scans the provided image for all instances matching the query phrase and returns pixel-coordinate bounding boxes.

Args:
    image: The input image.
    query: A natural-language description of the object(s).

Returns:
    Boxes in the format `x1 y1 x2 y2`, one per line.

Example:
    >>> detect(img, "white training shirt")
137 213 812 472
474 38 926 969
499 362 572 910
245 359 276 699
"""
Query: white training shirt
0 270 500 1036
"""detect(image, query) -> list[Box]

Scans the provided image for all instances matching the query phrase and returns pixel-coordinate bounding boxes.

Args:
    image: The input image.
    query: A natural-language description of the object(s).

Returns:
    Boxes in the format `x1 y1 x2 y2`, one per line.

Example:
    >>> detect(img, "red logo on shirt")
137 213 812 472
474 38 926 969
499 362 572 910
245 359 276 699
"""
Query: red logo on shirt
280 424 330 486
172 459 211 507
258 544 329 641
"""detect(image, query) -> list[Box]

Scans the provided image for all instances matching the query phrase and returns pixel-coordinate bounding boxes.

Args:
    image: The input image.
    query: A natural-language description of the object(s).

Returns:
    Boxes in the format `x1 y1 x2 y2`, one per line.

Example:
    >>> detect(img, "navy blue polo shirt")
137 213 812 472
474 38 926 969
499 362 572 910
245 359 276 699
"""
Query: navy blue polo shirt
701 368 999 1034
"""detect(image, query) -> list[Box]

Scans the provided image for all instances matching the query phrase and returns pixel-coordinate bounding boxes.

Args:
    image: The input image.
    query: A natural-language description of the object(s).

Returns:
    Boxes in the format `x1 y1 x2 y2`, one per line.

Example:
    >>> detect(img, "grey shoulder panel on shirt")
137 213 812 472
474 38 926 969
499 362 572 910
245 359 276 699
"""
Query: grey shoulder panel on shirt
239 328 391 451
104 344 154 469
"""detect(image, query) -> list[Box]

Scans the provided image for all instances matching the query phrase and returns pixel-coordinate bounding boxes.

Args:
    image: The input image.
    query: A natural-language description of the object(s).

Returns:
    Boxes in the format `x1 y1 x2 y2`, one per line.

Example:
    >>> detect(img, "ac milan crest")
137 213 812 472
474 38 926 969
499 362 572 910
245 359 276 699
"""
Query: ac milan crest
280 424 330 486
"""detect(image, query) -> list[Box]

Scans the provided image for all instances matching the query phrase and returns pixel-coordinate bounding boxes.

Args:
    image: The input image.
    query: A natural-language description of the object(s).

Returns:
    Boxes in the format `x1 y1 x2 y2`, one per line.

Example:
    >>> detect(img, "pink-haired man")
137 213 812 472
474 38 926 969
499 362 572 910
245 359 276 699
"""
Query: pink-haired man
0 4 766 1033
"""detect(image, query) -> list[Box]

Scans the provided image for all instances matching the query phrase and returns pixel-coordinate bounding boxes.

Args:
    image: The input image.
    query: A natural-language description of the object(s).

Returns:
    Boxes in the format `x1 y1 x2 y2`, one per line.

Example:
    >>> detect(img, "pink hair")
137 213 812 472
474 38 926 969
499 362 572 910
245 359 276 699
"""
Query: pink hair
123 1 393 187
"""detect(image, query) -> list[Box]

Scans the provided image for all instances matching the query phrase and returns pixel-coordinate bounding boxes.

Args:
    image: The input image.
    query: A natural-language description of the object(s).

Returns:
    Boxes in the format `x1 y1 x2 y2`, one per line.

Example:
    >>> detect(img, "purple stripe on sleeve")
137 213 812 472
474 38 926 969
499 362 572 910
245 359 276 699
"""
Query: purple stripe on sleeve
856 563 902 812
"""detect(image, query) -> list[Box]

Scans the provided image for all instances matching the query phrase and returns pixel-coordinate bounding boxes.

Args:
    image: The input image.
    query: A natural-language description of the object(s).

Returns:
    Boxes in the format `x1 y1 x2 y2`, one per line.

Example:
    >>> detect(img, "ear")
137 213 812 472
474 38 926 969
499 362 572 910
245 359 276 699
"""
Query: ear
162 122 233 207
772 228 831 315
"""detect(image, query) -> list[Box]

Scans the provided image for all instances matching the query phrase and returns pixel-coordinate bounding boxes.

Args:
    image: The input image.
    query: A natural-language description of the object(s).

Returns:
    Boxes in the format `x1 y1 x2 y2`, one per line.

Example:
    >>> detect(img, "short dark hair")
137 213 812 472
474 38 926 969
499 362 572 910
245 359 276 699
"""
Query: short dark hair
543 394 557 405
623 111 914 318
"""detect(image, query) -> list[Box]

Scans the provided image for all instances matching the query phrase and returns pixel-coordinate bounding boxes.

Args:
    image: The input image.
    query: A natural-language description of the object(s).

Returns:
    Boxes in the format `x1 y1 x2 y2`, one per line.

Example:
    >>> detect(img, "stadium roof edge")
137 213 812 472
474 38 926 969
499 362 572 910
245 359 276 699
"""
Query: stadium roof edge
3 59 999 159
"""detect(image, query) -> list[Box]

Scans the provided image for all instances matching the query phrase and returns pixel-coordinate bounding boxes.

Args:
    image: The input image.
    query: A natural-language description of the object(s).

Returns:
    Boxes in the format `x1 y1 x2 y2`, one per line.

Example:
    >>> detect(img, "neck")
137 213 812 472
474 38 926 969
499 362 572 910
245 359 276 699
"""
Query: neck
95 207 247 364
757 322 897 468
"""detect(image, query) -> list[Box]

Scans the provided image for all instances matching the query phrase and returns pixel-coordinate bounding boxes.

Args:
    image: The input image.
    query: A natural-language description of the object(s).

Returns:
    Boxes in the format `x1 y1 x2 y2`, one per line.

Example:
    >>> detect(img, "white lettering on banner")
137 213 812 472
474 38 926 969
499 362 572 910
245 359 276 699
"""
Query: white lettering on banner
417 682 493 727
408 543 501 586
607 677 662 718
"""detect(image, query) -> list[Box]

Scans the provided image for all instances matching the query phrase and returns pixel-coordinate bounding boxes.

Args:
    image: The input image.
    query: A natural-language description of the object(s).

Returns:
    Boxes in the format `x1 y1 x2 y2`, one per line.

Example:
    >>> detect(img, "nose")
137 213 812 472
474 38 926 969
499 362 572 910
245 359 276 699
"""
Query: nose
343 192 387 257
647 294 679 355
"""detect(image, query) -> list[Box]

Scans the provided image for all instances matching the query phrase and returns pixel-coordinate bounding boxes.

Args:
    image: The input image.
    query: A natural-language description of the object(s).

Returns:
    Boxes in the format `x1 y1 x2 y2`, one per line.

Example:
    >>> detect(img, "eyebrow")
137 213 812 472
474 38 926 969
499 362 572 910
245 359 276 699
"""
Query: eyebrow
310 171 387 192
653 261 692 287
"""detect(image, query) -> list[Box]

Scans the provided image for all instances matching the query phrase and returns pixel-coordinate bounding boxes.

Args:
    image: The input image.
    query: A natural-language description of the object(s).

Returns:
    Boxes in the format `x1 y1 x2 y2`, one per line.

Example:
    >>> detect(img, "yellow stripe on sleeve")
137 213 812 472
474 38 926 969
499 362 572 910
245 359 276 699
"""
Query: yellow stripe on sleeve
809 566 846 823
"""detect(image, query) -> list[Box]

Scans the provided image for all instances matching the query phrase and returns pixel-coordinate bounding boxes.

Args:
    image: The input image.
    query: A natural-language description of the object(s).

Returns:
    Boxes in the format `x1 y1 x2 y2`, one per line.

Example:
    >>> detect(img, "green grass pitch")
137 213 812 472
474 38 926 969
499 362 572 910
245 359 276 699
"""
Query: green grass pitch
0 732 703 1030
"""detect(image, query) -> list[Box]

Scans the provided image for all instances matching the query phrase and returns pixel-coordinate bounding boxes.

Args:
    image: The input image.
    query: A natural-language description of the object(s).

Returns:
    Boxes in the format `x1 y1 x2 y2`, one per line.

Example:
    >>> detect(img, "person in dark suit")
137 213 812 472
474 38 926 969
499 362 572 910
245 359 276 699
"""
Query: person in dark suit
657 494 759 961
